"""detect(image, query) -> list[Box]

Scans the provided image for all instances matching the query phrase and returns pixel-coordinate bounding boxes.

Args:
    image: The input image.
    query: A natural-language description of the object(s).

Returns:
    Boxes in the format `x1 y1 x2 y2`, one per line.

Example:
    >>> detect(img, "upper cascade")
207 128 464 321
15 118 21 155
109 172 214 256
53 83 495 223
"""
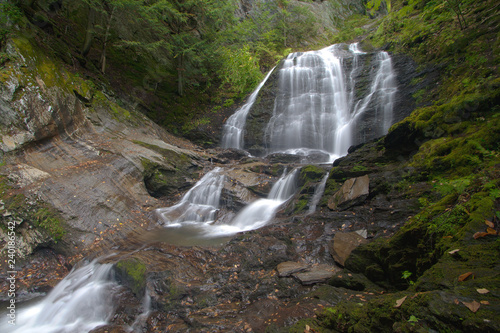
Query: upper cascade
221 69 275 149
222 43 397 162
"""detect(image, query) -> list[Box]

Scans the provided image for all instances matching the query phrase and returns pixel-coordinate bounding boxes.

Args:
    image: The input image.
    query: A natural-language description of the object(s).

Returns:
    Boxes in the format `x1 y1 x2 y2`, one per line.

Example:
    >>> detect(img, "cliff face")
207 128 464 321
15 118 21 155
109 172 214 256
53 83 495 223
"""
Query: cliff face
0 37 205 258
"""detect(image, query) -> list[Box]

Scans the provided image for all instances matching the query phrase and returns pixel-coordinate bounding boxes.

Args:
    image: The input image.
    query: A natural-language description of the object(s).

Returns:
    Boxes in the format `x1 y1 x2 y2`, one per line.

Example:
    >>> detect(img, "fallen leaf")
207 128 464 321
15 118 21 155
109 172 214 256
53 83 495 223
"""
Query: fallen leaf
476 288 490 294
485 220 495 228
462 300 480 313
395 296 407 308
486 227 497 235
480 300 490 305
454 298 460 305
448 249 460 255
458 272 474 282
473 232 489 239
305 324 311 332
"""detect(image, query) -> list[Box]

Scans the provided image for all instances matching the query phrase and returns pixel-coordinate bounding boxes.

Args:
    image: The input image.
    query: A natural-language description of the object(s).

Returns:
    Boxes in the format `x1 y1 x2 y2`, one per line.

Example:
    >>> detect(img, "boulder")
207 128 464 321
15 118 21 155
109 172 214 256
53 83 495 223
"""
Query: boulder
329 232 369 266
328 175 369 210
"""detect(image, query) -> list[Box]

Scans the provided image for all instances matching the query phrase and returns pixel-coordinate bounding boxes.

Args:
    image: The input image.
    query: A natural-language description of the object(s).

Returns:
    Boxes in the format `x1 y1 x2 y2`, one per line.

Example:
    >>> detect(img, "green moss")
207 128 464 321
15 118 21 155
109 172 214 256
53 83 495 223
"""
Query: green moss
115 258 146 297
33 207 66 241
0 176 65 242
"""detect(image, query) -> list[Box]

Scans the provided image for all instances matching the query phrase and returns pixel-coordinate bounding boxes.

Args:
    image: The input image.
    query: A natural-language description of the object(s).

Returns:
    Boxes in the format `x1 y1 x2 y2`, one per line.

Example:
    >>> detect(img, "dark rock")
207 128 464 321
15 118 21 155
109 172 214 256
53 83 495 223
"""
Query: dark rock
328 271 382 291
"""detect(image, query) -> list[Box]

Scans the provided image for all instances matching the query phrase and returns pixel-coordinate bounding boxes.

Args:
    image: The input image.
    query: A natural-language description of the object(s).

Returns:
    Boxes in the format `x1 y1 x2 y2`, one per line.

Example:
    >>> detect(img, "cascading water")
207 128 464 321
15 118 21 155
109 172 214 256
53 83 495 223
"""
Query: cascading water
221 69 275 149
265 45 350 161
155 167 225 226
8 44 400 333
350 50 397 135
307 173 329 215
221 43 397 162
229 168 299 232
1 260 118 333
153 167 299 239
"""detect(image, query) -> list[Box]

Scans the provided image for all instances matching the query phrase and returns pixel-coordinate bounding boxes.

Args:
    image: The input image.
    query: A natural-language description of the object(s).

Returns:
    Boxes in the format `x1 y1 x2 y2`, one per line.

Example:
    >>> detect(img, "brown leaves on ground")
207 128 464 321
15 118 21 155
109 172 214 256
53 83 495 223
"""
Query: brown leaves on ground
462 300 481 313
394 296 407 308
458 272 474 282
473 220 498 239
476 288 490 294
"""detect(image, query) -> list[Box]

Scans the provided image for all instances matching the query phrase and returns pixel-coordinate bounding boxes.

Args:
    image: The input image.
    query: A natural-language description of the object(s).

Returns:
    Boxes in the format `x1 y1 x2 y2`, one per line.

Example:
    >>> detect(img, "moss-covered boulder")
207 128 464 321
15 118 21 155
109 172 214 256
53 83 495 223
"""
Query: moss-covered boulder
114 258 147 298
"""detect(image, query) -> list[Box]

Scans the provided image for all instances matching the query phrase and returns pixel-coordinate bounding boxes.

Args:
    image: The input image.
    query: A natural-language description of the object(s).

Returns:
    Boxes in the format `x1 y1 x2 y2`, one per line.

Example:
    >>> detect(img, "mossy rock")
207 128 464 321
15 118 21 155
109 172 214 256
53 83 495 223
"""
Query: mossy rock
299 165 327 185
115 258 147 298
137 142 200 197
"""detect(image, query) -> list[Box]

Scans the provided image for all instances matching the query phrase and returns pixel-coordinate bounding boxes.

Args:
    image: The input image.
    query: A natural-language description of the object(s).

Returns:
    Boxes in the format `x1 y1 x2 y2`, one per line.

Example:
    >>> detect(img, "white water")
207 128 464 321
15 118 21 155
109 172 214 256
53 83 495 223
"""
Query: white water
307 173 329 215
220 43 396 162
351 51 397 133
265 44 350 161
155 167 225 226
221 69 275 149
229 168 299 232
155 168 299 238
1 260 118 333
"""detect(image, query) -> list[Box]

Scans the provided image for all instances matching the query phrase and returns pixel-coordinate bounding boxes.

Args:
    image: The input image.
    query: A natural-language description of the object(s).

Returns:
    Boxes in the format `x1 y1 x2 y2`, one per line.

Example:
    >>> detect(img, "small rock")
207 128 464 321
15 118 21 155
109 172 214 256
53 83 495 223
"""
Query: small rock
293 265 337 285
355 229 368 238
276 261 309 277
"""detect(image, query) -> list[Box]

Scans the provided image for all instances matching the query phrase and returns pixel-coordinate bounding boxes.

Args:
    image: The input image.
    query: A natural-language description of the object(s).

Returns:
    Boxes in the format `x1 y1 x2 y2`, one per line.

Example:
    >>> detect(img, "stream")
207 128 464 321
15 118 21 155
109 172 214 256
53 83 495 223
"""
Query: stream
1 43 397 332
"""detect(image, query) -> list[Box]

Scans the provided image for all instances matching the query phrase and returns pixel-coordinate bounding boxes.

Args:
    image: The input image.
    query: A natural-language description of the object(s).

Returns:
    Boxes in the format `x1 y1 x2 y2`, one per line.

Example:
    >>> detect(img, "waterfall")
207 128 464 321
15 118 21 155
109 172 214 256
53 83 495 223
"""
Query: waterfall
154 168 299 238
221 43 397 162
221 69 275 149
351 51 397 133
155 167 225 226
307 173 329 215
1 260 118 333
229 168 299 231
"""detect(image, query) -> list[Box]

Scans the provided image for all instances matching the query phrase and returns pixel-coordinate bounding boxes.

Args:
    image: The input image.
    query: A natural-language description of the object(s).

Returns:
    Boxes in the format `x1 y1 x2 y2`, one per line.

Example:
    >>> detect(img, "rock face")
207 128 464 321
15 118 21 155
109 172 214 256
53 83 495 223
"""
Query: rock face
329 232 368 266
328 175 369 210
0 37 205 257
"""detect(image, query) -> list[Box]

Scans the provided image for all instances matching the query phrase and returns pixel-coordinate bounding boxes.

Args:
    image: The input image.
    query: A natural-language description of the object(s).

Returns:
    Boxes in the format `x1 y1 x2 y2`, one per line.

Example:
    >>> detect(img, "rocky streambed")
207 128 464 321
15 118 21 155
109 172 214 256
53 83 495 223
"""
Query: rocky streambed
1 32 499 333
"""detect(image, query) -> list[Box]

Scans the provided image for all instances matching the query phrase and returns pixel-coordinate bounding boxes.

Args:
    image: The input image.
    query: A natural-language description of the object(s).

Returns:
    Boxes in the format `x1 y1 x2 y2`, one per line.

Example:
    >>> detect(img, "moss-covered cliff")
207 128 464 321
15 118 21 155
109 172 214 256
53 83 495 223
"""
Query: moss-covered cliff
287 0 500 331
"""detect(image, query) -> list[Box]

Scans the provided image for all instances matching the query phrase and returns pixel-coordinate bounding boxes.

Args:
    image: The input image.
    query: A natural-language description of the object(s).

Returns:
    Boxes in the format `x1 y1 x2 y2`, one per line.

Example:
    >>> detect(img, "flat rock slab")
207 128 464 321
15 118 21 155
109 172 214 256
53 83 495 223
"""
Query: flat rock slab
329 232 369 266
293 265 338 285
277 261 309 277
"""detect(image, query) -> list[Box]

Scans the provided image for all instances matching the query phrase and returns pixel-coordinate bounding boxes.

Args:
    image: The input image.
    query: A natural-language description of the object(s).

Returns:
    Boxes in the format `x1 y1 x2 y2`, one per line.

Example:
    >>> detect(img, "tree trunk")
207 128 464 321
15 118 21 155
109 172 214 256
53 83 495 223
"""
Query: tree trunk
100 6 116 74
81 6 95 57
177 53 184 96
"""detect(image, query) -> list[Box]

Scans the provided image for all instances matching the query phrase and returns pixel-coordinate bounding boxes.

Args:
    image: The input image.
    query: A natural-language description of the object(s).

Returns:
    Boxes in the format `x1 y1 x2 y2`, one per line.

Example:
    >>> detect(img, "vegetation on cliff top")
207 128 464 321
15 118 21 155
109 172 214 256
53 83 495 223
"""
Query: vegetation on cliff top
0 0 355 144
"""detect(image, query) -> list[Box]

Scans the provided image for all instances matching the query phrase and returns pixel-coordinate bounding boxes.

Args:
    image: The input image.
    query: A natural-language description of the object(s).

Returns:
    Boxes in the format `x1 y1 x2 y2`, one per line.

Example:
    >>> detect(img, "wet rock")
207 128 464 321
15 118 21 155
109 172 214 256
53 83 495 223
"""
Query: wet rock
114 258 147 298
213 148 249 163
293 265 338 285
328 175 369 210
276 261 309 277
329 231 369 266
328 271 382 291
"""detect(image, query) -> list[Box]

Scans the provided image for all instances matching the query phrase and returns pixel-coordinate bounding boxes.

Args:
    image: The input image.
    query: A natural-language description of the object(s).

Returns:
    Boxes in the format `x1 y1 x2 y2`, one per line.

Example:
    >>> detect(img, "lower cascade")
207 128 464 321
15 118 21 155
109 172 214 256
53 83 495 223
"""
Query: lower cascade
155 168 299 238
1 261 118 333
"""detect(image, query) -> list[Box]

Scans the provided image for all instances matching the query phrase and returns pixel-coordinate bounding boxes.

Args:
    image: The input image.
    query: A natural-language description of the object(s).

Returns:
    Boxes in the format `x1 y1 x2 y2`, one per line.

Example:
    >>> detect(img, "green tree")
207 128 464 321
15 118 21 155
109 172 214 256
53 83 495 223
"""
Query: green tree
0 1 22 48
